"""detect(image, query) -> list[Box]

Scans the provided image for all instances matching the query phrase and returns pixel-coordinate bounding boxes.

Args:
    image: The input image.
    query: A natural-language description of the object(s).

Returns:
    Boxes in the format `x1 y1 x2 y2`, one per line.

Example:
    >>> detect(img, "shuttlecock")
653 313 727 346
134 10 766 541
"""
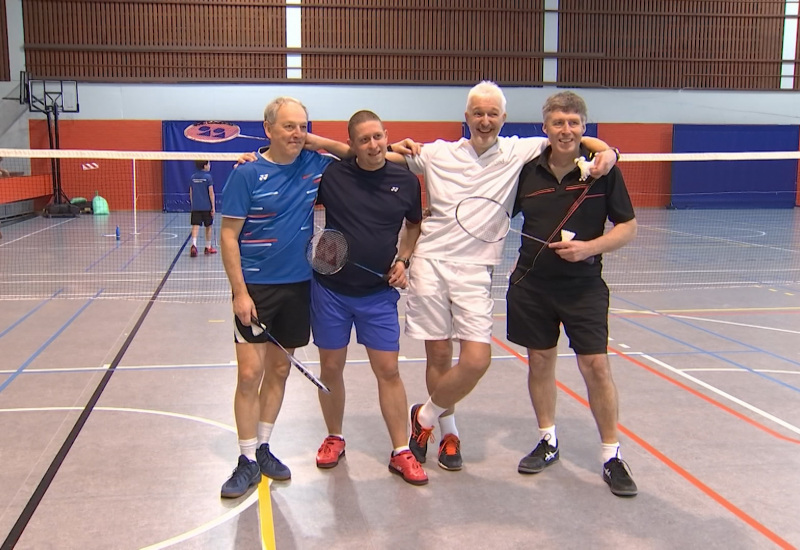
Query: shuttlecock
574 156 593 181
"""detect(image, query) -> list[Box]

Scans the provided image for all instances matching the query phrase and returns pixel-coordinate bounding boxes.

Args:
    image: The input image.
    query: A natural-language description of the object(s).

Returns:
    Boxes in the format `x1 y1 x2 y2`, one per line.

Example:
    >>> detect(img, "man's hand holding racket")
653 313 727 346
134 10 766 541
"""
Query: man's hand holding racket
233 292 258 329
386 262 409 289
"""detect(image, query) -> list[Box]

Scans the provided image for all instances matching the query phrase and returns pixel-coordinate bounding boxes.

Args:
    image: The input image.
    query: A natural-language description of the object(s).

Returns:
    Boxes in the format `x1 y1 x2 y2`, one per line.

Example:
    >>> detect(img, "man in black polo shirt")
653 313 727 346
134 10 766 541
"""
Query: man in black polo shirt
311 110 428 485
507 91 638 497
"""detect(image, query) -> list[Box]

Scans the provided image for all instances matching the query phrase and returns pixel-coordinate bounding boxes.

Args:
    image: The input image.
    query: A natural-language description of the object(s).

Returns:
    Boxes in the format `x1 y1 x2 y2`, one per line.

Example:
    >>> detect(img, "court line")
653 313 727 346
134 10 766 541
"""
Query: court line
0 290 102 395
614 296 800 394
640 354 800 437
491 337 795 549
257 478 276 550
0 236 190 550
0 219 75 247
0 406 260 550
0 289 63 340
666 314 800 335
120 214 180 270
682 368 800 375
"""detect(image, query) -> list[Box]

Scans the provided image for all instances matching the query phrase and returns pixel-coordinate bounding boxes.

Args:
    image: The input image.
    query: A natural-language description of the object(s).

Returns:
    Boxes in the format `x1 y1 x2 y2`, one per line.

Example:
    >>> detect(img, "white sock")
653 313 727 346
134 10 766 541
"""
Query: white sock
439 413 459 438
239 437 258 461
257 422 274 446
192 237 197 246
392 445 410 456
539 425 557 447
602 442 621 463
419 398 446 429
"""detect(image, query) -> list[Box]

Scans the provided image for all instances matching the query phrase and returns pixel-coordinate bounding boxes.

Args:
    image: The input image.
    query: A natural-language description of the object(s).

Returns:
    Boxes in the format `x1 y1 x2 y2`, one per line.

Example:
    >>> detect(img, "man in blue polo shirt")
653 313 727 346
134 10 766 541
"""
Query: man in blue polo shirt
311 110 427 485
219 96 340 498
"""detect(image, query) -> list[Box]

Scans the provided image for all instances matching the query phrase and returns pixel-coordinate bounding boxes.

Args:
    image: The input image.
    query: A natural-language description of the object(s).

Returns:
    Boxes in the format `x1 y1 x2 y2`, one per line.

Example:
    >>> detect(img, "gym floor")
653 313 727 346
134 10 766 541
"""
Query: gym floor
0 211 798 550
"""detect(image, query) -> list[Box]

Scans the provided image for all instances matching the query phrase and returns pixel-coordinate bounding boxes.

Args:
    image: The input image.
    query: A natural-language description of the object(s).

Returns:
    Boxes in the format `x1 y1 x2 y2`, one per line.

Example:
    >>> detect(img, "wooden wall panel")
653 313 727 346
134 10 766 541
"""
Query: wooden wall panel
23 0 286 82
559 0 785 89
302 1 544 85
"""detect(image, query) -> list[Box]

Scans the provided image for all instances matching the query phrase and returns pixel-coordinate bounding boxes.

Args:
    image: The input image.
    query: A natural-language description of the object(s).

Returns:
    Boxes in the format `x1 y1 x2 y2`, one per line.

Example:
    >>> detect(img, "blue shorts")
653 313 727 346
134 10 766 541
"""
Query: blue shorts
311 278 400 352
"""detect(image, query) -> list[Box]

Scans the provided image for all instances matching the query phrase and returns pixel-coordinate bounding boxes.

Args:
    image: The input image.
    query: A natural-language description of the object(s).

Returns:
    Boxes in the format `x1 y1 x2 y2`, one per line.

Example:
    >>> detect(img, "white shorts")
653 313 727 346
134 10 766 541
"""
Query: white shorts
404 257 494 343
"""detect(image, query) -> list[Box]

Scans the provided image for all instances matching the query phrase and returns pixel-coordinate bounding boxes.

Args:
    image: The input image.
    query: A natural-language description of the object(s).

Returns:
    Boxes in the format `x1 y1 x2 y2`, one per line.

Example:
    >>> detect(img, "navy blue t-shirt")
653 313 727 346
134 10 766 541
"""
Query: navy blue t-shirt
315 157 422 297
189 170 214 211
221 149 334 284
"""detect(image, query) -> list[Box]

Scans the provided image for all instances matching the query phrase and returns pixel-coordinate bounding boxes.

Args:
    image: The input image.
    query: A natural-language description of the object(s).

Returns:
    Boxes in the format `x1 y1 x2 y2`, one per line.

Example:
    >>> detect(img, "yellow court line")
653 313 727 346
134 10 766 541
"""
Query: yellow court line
258 476 276 550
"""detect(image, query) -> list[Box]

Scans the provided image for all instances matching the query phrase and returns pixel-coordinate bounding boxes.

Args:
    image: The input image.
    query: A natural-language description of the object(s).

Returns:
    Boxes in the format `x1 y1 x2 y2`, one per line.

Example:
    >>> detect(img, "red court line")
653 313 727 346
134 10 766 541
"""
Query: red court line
491 337 796 550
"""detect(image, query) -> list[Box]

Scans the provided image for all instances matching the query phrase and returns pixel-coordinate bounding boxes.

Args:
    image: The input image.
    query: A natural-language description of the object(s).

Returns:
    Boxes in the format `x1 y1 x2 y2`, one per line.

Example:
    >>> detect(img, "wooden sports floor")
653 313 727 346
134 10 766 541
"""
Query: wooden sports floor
0 209 798 550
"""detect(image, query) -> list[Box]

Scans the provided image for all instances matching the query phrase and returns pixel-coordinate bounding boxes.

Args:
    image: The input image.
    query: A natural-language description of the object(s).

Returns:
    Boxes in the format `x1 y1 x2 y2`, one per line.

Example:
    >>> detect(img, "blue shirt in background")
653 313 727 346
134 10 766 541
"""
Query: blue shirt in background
189 170 214 211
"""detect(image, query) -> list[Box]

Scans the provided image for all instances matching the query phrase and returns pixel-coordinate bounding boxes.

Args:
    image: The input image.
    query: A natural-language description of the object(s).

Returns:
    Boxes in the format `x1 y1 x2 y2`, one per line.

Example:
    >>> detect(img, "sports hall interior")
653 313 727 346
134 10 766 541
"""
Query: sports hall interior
0 2 798 549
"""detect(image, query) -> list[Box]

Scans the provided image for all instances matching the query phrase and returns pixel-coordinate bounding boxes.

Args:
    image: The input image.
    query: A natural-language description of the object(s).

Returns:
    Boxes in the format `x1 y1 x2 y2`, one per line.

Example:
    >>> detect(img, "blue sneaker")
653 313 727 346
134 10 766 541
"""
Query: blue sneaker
220 455 261 498
256 443 291 480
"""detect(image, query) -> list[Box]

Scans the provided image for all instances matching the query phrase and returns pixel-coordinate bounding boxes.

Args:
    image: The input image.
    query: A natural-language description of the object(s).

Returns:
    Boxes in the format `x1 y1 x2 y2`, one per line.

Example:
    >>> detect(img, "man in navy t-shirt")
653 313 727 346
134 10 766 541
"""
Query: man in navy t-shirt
219 97 341 498
188 160 216 257
311 110 427 485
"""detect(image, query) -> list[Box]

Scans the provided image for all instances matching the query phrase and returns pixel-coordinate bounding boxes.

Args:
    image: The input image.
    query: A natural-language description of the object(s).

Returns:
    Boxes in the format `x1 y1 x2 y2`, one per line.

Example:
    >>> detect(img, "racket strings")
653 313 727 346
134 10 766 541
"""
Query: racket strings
455 197 510 243
308 230 349 275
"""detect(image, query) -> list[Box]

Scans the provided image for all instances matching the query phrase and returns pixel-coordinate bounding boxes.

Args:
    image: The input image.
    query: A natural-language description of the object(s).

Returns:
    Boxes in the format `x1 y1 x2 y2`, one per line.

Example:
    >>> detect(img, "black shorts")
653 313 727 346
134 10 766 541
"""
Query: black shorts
233 281 311 348
191 210 213 227
506 277 609 355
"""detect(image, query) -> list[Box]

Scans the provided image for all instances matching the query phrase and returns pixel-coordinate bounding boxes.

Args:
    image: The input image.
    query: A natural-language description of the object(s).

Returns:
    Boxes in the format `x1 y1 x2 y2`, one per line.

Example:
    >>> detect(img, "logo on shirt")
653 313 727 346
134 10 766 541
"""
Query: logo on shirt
259 174 269 182
390 187 399 193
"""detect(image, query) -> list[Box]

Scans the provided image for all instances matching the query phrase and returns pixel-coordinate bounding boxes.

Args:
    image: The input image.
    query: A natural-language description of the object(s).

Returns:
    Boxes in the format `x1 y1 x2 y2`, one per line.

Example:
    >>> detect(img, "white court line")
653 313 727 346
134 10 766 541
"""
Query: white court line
667 314 800 335
681 368 800 376
0 405 258 549
0 219 76 247
640 354 800 436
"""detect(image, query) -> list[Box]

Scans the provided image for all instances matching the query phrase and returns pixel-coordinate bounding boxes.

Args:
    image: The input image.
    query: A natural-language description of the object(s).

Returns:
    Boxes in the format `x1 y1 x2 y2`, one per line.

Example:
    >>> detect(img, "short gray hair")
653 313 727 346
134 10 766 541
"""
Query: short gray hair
263 96 308 124
542 91 587 124
466 81 507 114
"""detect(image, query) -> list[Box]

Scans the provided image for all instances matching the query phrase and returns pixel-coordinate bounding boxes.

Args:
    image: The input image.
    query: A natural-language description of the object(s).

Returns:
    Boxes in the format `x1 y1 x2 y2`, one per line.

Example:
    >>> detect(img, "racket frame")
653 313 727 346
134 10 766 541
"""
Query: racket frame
250 317 330 393
307 229 388 280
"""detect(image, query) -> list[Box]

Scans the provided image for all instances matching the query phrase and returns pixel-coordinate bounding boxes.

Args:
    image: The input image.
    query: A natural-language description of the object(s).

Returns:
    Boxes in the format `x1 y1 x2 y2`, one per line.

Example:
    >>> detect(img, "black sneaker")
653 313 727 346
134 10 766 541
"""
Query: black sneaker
518 435 559 474
409 404 434 464
437 433 463 471
603 457 638 497
220 455 261 498
256 443 291 481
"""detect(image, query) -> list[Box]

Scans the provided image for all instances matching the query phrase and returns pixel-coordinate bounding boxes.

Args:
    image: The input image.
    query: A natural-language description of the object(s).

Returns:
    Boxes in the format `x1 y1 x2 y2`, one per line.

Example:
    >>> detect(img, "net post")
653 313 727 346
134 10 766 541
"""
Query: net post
132 159 139 235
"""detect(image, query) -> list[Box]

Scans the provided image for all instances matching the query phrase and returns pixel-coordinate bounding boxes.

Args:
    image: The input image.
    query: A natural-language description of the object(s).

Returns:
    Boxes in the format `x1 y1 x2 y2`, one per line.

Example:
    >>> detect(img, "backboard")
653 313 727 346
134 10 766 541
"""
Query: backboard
27 80 79 114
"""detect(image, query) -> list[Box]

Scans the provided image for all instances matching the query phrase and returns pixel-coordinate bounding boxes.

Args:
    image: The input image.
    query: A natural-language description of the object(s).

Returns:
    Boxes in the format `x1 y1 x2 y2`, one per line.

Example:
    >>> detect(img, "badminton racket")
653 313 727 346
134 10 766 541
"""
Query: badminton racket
307 229 388 280
455 196 594 264
250 317 330 393
184 121 265 143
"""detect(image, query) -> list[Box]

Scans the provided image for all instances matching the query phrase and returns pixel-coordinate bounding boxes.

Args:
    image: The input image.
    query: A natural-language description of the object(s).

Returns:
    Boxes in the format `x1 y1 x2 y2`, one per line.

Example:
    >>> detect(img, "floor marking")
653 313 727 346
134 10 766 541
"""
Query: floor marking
258 477 276 550
0 219 75 247
642 354 800 436
0 405 258 549
666 314 800 335
681 368 800 375
491 337 795 550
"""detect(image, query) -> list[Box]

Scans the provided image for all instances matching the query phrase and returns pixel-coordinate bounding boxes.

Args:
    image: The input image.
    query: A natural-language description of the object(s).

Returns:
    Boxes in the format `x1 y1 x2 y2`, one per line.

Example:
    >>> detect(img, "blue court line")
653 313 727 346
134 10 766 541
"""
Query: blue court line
120 214 179 271
0 289 63 340
0 290 103 395
614 295 800 394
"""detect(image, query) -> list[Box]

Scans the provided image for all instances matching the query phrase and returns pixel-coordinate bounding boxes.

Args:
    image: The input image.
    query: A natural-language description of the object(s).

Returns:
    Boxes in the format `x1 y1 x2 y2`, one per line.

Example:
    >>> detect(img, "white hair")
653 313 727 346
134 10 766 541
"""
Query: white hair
466 81 507 114
263 96 308 124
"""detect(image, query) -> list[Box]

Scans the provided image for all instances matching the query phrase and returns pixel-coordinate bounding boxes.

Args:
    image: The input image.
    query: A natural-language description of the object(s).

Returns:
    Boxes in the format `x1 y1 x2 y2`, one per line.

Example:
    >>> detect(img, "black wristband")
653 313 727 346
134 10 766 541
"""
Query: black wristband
387 144 393 153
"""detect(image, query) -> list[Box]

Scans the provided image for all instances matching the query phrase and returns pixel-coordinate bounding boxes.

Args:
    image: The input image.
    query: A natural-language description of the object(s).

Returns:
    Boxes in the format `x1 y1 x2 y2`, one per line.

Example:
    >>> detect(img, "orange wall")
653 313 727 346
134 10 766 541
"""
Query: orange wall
597 123 673 208
29 120 163 210
0 175 51 203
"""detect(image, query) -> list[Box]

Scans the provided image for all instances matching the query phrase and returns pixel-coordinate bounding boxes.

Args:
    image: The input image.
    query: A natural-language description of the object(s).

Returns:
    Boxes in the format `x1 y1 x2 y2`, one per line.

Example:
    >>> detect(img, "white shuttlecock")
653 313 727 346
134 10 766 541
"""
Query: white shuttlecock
574 156 593 181
561 229 576 242
81 162 99 171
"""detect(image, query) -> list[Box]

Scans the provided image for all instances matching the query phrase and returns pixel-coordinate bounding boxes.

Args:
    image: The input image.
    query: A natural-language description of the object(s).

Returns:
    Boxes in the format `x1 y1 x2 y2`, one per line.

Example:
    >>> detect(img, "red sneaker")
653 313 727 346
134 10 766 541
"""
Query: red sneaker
316 436 345 469
190 244 198 257
389 450 428 485
204 246 217 254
